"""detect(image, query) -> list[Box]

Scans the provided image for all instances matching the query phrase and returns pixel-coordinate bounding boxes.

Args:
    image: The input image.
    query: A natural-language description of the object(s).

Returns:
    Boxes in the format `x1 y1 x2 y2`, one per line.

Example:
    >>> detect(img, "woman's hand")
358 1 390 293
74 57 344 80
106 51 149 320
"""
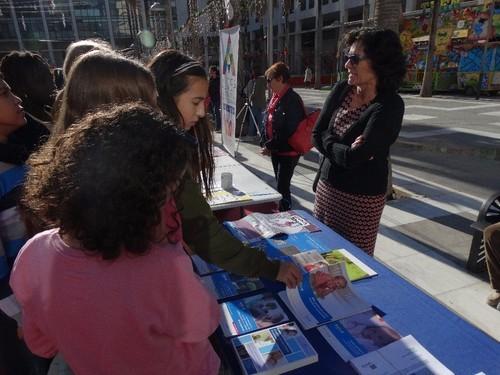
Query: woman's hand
276 262 303 288
351 135 374 160
351 135 365 149
260 147 271 156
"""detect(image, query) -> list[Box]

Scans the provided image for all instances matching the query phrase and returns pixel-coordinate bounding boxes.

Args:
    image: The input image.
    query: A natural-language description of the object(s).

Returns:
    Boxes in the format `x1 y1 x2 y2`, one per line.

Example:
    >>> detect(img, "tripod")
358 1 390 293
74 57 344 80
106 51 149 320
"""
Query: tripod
235 97 261 154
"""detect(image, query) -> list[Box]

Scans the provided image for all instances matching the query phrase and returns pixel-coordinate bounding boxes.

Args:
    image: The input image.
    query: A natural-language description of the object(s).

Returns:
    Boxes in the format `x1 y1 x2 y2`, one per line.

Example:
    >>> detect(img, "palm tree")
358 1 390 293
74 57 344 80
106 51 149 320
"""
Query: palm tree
420 0 440 97
373 0 402 199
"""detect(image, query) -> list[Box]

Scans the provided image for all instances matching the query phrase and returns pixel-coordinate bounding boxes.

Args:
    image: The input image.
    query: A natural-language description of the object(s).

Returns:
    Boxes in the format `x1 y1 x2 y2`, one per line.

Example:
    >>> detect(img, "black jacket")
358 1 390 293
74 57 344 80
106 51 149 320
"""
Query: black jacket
312 80 404 196
208 77 220 104
260 88 305 153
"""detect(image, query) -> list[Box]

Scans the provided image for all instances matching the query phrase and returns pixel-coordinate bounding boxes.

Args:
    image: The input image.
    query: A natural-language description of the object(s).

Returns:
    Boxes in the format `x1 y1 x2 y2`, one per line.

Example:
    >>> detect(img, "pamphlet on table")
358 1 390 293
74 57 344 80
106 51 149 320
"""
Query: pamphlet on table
206 187 252 207
0 294 22 324
293 249 377 282
225 211 321 243
201 272 265 300
350 335 454 375
231 322 318 375
317 310 401 361
279 262 371 329
191 255 223 276
220 292 289 337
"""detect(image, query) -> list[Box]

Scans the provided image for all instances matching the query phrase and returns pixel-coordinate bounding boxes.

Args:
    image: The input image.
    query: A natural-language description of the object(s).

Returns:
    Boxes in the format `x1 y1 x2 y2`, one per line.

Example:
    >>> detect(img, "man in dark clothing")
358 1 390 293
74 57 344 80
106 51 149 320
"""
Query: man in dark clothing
208 66 221 131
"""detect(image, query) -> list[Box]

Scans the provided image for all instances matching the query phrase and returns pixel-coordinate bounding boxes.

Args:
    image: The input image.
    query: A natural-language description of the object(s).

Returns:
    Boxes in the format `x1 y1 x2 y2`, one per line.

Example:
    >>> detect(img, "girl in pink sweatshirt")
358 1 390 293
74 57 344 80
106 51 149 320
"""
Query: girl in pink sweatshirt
11 103 221 375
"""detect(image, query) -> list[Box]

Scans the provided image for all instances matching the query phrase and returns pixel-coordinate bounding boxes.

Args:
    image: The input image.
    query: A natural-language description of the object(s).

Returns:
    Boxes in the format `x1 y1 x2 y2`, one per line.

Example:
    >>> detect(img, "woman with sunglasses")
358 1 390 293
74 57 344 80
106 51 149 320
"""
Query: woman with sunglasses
311 27 406 256
260 62 306 212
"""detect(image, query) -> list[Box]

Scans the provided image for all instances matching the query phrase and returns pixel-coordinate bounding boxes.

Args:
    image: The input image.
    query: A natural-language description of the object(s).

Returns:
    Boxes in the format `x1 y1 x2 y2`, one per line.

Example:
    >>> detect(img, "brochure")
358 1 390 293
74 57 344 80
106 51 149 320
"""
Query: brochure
220 292 289 337
231 322 318 375
350 335 454 375
292 249 377 282
191 255 223 276
322 249 377 281
201 272 265 300
251 232 332 262
224 211 321 243
206 188 252 207
317 310 401 361
0 294 21 324
280 262 371 329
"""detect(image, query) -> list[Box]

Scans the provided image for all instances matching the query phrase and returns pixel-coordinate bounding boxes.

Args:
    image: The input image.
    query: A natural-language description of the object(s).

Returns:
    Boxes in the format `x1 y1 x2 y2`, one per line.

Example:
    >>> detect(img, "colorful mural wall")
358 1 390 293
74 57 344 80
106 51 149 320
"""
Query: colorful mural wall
401 0 500 91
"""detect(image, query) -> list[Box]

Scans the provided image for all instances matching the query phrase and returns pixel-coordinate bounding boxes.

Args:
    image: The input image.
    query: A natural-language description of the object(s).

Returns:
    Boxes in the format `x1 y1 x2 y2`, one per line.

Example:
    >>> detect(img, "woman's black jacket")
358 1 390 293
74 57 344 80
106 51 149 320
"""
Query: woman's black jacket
312 80 404 196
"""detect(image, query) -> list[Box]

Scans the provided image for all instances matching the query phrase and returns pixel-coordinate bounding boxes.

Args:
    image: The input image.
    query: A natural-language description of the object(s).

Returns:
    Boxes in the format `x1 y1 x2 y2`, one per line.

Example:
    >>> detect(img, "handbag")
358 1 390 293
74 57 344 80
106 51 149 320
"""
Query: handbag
288 109 320 154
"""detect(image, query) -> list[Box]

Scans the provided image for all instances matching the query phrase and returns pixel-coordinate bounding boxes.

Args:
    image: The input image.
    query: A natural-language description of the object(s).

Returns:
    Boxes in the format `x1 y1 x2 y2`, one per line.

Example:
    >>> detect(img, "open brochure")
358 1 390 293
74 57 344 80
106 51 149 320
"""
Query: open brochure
279 262 371 329
220 292 289 337
201 272 265 300
350 335 454 375
317 310 401 362
231 322 318 375
225 211 320 243
293 249 377 282
191 255 223 276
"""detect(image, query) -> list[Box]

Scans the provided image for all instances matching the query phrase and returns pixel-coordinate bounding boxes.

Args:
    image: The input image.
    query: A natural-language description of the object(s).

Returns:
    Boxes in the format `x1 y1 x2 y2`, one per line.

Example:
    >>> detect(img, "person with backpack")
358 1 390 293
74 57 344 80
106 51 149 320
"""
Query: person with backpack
260 62 305 211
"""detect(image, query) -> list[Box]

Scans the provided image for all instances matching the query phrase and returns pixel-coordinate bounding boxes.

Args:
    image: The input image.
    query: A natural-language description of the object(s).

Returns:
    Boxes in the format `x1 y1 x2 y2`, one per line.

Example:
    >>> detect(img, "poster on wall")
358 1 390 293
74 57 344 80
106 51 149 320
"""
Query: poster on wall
219 26 240 156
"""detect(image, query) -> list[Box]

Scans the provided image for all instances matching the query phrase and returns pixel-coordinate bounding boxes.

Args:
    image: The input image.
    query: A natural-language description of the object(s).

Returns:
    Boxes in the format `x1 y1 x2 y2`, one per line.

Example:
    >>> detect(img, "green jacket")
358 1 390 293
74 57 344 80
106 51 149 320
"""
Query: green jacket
177 178 280 280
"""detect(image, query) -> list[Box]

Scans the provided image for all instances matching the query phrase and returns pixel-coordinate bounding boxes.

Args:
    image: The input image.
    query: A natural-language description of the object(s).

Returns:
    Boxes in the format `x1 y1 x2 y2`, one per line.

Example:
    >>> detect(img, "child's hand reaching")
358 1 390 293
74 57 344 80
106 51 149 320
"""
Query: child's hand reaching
277 262 302 288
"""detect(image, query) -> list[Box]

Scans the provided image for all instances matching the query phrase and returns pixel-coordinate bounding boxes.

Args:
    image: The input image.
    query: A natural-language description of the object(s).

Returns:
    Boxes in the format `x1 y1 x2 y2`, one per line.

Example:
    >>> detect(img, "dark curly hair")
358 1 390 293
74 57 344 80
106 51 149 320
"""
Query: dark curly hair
22 103 194 260
148 50 214 197
343 27 406 93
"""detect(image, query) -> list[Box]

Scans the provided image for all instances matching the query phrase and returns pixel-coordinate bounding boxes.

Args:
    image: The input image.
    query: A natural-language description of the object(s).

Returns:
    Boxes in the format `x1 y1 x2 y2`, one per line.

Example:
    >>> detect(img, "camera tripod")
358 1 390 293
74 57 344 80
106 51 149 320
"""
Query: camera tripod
235 98 261 154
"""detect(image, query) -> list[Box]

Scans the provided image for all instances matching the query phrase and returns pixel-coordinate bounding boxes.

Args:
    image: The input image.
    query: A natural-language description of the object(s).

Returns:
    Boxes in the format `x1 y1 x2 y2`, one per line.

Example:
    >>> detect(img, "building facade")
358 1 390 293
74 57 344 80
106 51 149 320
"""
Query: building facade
0 0 186 66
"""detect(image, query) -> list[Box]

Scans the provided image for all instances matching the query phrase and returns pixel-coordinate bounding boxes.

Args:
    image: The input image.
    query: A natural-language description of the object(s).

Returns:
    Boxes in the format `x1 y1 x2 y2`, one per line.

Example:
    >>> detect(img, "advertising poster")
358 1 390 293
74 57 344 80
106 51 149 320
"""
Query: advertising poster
219 26 240 156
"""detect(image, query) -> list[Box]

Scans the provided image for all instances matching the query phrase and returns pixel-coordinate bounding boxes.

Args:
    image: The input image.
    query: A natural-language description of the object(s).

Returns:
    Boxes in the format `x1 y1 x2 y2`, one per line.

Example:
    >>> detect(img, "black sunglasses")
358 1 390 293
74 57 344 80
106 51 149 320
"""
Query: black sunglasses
345 54 368 65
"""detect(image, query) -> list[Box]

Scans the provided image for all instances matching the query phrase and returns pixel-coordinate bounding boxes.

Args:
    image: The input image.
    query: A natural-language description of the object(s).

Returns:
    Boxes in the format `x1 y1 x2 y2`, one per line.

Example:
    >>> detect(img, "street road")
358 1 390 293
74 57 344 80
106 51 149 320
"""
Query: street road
295 88 500 200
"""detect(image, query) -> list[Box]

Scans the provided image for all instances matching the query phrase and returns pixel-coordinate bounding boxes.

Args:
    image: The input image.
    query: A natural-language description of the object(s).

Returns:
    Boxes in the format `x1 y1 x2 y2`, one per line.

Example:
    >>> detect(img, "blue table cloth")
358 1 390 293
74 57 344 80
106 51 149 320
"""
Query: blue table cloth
216 210 500 374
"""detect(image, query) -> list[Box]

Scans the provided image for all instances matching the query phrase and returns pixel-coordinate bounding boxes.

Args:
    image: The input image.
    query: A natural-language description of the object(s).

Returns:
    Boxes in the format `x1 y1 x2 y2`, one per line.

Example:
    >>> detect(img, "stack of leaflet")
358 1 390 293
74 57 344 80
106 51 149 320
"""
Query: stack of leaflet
218 212 454 374
191 255 319 374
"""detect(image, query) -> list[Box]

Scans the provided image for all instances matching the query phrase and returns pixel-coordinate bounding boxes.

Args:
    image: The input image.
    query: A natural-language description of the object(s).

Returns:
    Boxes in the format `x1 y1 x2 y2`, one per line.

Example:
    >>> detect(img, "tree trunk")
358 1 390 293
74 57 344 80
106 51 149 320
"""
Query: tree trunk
314 0 322 89
283 0 290 66
164 0 176 47
362 0 370 26
420 0 440 97
373 0 402 200
373 0 401 33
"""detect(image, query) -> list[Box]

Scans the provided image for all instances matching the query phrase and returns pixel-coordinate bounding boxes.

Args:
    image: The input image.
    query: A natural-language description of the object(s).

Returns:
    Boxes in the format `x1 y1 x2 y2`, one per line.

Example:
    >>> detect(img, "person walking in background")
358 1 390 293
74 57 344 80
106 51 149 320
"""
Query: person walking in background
260 62 305 212
312 27 406 256
243 67 267 138
208 65 221 131
484 222 500 310
304 65 313 88
12 103 221 374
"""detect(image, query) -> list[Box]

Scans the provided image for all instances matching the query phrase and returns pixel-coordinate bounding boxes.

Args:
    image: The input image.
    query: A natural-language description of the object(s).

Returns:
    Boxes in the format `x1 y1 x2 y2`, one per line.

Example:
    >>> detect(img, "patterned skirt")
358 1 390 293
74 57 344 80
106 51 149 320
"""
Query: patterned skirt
313 180 385 256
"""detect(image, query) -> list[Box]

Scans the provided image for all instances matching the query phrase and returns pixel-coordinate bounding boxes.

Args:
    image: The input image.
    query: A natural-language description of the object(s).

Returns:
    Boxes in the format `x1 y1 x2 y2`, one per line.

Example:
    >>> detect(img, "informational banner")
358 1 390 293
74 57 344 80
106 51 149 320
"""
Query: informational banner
219 25 240 156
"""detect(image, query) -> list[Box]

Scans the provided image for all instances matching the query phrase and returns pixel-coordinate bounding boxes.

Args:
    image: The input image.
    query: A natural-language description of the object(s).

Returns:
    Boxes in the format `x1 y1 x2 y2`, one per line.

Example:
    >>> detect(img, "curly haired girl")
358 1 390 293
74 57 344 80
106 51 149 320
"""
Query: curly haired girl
11 103 221 375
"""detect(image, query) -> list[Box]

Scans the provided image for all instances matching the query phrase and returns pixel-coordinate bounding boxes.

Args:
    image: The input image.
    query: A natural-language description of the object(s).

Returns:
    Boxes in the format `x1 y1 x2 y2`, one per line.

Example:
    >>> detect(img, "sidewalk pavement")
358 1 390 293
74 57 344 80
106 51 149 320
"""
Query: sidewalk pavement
229 135 500 343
